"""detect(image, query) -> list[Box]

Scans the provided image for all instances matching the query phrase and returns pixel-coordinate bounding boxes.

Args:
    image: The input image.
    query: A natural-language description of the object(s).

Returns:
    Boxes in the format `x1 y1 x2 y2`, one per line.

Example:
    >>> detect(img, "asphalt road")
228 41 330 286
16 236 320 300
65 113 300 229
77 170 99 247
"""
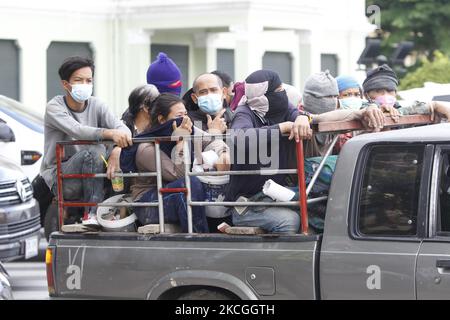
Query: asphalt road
3 229 49 300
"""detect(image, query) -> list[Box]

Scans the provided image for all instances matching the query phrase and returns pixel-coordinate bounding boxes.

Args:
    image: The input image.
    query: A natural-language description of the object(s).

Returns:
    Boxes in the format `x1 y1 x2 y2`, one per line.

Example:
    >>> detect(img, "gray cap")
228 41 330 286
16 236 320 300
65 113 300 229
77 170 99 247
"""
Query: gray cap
303 70 339 114
303 70 339 98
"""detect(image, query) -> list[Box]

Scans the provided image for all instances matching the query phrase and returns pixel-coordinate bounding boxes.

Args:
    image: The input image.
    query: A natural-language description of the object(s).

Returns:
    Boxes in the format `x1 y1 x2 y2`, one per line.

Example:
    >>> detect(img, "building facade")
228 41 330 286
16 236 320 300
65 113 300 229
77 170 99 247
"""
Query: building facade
0 0 373 115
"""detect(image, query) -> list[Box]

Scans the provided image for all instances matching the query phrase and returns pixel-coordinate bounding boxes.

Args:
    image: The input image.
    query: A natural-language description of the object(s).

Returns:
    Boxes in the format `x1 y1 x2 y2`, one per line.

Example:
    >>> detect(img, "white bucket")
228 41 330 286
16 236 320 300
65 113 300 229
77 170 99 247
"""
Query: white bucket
96 194 137 232
192 159 230 218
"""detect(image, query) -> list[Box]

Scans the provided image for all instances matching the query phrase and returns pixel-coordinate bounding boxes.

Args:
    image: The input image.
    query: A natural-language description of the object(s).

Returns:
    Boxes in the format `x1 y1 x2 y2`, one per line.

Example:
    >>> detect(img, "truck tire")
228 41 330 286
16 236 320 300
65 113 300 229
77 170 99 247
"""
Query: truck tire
44 203 59 241
177 288 236 300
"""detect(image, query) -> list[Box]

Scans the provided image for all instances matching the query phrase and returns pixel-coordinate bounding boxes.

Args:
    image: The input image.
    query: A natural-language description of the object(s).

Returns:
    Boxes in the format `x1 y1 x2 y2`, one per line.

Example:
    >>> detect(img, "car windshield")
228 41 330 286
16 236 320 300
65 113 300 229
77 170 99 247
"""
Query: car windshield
0 105 43 134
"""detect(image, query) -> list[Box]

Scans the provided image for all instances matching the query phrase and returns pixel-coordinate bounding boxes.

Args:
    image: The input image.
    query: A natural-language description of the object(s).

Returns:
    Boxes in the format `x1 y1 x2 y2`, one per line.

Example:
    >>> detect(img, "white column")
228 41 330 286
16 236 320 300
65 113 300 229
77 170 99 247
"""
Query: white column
347 29 367 82
17 38 49 116
297 29 321 90
291 51 301 89
205 33 218 73
114 23 152 114
232 24 264 81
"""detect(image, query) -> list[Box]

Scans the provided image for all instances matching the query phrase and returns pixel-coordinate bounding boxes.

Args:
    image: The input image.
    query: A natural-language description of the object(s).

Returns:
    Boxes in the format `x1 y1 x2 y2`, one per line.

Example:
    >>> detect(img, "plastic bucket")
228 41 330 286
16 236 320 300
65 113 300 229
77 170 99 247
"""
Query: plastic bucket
192 161 230 218
96 194 137 232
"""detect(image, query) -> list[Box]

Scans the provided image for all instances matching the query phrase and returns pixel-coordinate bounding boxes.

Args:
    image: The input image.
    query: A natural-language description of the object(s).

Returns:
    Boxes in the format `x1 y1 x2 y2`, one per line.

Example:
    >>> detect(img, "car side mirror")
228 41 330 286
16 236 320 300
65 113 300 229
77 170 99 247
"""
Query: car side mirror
0 122 15 142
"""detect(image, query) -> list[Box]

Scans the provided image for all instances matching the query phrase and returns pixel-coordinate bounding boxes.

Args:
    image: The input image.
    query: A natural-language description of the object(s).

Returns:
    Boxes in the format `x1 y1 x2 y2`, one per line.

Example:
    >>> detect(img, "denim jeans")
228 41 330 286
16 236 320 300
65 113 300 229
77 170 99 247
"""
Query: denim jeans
232 199 300 234
135 177 209 233
51 149 105 215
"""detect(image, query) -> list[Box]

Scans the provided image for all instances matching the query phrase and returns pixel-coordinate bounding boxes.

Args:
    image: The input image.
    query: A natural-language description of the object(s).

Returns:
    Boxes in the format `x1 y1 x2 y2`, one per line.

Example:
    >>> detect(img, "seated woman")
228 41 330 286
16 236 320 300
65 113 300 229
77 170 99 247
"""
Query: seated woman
121 84 160 137
130 93 230 233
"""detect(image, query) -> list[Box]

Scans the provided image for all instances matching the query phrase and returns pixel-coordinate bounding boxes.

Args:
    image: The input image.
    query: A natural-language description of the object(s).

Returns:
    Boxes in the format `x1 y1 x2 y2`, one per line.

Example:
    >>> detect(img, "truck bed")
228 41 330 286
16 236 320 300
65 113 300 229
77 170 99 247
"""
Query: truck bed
49 232 321 300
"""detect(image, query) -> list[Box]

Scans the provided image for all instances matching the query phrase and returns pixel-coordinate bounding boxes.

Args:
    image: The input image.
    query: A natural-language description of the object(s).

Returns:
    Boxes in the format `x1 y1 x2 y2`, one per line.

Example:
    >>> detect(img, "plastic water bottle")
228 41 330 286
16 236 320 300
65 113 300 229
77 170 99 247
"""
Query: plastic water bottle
111 169 124 192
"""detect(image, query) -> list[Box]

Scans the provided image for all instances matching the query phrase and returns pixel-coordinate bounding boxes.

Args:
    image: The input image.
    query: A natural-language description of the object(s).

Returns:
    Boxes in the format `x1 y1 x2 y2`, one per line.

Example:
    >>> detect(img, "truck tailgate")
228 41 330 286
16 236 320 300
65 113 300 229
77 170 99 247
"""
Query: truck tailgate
49 232 321 300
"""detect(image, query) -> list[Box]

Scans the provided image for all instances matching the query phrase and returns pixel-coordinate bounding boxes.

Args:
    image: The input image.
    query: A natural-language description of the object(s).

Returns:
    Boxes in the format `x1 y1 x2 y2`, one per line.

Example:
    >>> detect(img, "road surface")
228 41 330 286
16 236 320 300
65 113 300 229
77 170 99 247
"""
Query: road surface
3 229 49 300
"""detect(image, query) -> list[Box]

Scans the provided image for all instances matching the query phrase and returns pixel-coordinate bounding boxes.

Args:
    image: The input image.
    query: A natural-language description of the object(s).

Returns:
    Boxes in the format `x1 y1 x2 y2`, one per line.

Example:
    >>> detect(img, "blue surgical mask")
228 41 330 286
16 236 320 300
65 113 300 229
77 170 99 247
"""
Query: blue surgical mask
339 97 362 110
70 84 93 103
197 94 223 115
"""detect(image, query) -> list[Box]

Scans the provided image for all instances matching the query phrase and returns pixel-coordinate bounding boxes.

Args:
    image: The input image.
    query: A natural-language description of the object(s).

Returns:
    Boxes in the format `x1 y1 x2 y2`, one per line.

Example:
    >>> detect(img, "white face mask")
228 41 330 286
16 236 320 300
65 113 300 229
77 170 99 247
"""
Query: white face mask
339 97 363 110
69 84 93 103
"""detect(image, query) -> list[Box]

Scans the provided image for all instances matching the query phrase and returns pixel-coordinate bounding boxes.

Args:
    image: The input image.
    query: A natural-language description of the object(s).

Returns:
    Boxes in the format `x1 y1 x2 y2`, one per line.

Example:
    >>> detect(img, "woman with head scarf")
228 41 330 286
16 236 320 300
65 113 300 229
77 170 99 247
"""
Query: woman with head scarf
225 69 313 234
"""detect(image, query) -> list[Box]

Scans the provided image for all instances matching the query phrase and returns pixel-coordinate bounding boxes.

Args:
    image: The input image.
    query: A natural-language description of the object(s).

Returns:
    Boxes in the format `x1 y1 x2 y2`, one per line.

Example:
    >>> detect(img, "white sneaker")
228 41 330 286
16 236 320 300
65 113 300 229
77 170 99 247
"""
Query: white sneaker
82 213 100 227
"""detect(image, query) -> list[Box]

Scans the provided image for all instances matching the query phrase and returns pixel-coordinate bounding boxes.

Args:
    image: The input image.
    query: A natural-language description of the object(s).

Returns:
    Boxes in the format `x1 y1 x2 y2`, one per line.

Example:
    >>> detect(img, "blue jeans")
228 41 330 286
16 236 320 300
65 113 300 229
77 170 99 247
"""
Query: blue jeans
51 149 104 214
135 177 209 233
232 199 300 234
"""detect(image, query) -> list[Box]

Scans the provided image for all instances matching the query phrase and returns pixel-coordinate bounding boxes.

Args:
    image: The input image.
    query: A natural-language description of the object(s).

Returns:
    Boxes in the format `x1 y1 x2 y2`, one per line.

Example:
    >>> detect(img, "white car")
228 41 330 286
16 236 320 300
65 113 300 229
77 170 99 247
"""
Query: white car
0 95 44 182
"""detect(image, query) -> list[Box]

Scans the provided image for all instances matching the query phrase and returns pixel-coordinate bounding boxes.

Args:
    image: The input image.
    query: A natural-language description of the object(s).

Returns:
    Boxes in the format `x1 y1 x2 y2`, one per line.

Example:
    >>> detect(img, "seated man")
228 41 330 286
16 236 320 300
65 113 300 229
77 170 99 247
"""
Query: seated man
333 75 363 153
41 56 132 226
182 73 233 133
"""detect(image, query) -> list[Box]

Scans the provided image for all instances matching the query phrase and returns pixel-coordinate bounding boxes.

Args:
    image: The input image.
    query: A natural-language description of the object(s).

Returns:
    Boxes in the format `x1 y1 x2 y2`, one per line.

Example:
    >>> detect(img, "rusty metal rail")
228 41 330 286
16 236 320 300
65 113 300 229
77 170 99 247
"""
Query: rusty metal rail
55 114 435 235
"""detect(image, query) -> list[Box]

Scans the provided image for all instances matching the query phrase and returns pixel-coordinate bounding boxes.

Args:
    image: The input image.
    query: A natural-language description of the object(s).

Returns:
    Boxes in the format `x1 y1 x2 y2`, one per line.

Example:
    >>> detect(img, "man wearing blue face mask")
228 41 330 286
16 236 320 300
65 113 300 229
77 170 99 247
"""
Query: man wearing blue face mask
41 56 132 226
336 75 363 110
185 73 233 133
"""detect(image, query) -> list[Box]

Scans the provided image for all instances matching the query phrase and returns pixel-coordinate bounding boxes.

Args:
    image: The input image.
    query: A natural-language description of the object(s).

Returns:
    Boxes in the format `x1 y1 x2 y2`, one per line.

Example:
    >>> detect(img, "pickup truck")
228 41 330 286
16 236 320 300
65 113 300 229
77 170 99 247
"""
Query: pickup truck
46 120 450 300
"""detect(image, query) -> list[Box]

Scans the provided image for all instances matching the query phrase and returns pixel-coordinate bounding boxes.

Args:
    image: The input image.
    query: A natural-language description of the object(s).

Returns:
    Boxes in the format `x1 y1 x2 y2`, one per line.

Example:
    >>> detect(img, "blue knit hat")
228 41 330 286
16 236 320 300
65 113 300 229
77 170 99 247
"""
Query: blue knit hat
336 75 360 93
146 52 182 96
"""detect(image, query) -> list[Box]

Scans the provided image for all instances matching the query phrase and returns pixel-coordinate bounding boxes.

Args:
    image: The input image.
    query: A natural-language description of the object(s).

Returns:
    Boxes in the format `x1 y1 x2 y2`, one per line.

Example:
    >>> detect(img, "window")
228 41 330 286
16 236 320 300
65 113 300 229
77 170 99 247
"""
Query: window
321 54 338 77
262 52 292 84
0 40 20 100
357 145 424 237
438 153 450 233
217 49 235 81
151 44 189 95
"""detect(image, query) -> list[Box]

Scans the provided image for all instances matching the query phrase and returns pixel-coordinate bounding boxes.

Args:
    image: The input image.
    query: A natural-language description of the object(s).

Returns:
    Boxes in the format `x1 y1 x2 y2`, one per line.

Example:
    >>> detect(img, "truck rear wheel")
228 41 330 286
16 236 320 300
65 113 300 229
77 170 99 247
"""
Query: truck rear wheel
177 288 236 300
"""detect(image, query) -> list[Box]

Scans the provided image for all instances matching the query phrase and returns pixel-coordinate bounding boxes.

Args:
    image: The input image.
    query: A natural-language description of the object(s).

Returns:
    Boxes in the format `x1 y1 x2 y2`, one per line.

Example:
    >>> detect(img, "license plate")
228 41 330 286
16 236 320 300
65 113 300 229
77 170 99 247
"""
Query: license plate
25 236 38 259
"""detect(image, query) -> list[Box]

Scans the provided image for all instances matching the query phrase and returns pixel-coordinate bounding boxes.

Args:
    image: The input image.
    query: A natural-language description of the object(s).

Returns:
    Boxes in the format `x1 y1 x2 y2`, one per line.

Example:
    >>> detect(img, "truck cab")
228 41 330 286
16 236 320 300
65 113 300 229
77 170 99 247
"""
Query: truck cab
321 124 435 299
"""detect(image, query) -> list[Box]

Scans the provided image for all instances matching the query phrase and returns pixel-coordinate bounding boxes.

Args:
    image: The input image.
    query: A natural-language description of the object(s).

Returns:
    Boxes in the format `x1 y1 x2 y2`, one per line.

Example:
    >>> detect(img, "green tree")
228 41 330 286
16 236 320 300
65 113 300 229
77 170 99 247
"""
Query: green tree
399 51 450 90
367 0 450 58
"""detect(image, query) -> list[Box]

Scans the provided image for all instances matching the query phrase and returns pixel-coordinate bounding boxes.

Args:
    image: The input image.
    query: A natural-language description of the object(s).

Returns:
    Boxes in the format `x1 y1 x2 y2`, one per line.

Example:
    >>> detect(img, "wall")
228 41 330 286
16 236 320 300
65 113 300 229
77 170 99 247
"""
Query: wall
0 0 372 116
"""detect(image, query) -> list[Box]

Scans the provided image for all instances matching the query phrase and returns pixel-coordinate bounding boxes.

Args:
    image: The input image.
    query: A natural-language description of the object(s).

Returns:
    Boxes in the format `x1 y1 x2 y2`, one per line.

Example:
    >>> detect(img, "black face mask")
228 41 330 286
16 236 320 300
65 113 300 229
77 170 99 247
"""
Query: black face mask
265 90 290 124
136 117 185 157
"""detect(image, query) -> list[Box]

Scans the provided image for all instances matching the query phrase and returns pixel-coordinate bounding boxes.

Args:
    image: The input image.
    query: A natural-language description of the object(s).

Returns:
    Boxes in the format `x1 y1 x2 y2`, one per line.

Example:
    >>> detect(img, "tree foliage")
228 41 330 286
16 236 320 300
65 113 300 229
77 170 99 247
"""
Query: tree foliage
399 51 450 90
367 0 450 58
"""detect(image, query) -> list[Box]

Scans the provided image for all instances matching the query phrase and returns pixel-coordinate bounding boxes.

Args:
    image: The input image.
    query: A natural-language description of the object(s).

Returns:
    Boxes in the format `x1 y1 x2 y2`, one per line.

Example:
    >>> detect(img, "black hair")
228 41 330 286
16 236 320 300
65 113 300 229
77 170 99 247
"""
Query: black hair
150 93 184 126
211 70 233 88
58 56 95 81
121 84 160 133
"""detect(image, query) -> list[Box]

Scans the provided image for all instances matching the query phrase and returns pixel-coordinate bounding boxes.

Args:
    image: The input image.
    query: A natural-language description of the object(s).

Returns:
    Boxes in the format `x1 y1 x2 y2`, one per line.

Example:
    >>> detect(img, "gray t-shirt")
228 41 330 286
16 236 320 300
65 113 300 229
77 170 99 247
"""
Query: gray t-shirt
40 95 130 189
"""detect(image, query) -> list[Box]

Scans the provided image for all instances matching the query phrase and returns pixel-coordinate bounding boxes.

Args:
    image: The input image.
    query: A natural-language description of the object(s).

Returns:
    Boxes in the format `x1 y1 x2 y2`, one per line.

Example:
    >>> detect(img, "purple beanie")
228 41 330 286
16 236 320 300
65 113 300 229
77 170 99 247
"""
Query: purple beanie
146 52 183 96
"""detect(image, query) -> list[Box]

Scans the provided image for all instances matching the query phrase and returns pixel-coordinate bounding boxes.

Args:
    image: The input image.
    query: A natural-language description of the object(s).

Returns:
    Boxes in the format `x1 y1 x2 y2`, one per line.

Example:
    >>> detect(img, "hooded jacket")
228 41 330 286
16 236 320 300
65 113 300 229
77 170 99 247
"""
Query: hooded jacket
225 70 300 201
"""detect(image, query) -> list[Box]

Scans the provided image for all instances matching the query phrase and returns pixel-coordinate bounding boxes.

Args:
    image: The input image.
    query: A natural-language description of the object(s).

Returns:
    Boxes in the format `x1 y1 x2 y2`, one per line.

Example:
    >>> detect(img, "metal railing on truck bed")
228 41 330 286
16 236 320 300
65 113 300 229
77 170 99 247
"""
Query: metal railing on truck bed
55 114 435 235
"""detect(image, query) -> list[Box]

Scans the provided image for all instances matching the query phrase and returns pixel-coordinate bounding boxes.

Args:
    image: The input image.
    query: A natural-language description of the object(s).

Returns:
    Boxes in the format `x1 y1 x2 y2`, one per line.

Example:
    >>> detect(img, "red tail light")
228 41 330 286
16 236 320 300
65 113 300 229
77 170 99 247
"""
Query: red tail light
45 247 55 296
